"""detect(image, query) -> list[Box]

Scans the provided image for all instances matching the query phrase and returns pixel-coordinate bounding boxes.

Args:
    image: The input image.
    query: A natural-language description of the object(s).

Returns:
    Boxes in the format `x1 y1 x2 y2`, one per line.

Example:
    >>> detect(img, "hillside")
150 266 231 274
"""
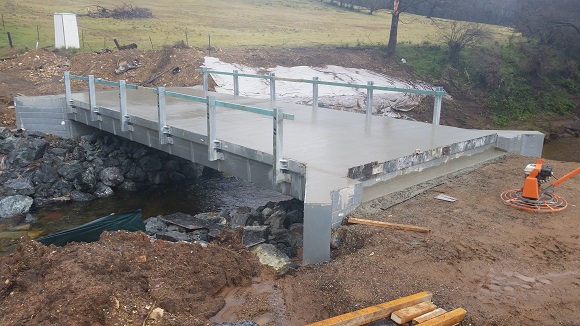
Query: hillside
1 0 512 52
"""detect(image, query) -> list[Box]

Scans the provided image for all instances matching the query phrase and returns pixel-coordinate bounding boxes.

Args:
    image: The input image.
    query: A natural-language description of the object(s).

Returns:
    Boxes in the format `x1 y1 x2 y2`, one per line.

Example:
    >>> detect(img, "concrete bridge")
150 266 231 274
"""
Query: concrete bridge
15 71 544 264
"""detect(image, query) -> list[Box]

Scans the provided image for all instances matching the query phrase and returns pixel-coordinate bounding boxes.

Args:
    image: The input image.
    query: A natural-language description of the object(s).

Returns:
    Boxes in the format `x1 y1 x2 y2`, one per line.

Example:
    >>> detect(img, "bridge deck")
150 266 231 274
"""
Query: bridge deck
71 87 495 200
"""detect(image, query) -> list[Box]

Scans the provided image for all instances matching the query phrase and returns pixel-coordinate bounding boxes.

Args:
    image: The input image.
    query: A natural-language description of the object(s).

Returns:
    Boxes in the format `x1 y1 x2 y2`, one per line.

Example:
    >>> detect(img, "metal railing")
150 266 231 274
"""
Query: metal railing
197 68 446 125
64 71 295 184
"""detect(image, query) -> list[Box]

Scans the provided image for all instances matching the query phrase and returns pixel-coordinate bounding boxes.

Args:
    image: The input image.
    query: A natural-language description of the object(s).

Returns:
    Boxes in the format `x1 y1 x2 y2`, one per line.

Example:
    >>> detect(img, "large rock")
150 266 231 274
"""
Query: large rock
230 207 252 227
33 162 59 184
0 195 34 219
139 155 163 172
6 138 48 166
0 128 19 154
250 243 293 276
3 177 35 196
94 183 114 197
58 162 84 181
144 216 169 234
74 167 97 192
99 167 124 187
125 165 147 182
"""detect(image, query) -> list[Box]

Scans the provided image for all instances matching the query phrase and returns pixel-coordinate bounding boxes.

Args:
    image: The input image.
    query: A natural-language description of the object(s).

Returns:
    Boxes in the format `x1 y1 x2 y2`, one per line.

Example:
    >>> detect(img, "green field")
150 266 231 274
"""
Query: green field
0 0 512 51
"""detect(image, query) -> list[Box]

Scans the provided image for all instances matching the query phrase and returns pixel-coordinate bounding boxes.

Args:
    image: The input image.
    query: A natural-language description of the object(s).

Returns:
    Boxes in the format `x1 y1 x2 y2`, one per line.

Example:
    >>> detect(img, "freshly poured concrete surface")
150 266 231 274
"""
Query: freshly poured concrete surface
73 87 497 202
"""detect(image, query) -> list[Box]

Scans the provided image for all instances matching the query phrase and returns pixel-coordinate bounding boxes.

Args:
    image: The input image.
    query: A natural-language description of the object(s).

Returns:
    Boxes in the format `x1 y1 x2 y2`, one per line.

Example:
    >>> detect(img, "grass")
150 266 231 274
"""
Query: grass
0 0 513 52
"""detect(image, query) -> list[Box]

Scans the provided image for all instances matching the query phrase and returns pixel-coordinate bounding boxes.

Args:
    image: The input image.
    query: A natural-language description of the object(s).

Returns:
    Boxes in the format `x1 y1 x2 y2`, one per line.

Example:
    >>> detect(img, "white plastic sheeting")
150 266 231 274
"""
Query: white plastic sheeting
54 13 80 49
204 57 437 117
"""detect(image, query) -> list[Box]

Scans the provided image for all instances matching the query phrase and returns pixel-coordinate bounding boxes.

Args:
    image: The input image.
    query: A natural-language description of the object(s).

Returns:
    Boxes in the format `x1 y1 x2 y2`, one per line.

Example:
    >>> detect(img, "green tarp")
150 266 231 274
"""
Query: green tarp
36 210 145 246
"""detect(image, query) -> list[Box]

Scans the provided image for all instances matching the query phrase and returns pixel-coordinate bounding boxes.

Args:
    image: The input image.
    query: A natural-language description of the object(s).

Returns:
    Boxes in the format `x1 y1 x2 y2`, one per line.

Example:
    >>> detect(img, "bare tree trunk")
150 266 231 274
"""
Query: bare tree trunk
386 0 400 57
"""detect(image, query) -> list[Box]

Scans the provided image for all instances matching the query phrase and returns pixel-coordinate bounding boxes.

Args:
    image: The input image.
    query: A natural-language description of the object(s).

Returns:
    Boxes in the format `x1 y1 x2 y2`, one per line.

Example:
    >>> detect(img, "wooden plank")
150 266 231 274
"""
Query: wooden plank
391 301 437 324
412 308 447 325
417 308 466 326
347 218 430 233
306 292 433 326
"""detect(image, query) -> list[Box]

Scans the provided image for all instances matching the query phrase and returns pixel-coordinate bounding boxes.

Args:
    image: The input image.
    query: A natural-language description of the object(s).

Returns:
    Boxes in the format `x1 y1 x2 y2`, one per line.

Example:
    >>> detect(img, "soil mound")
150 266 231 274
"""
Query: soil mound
0 231 260 326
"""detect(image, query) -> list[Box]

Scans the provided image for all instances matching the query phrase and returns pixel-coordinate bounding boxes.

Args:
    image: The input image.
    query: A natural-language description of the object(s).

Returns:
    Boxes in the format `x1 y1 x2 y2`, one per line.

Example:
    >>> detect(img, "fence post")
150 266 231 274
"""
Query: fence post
269 73 276 102
157 87 172 144
273 108 288 184
233 70 239 97
312 77 319 109
366 81 374 117
64 71 73 114
7 32 13 48
207 96 223 161
119 80 132 132
432 87 443 125
88 75 100 121
202 69 208 94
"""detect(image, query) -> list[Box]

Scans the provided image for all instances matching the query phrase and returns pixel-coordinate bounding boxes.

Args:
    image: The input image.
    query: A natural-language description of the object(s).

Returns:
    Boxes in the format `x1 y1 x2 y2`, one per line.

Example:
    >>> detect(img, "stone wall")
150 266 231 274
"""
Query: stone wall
0 127 203 218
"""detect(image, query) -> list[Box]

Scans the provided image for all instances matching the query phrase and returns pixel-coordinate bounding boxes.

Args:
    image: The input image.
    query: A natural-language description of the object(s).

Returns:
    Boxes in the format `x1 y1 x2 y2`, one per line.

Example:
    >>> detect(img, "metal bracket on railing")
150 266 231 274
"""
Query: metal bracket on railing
366 81 374 117
269 73 276 102
122 115 134 132
273 108 290 184
88 75 101 121
118 80 133 132
207 96 224 161
157 86 173 145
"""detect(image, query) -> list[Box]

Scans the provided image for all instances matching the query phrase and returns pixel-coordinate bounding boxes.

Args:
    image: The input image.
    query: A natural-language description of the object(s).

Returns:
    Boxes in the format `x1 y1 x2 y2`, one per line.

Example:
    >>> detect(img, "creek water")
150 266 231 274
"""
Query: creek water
0 174 291 255
542 137 580 163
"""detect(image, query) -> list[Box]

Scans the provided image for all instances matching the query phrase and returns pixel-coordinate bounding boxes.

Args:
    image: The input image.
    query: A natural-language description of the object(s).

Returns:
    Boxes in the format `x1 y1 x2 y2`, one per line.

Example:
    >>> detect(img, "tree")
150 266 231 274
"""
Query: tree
440 21 490 66
386 0 401 57
515 0 580 50
386 0 431 57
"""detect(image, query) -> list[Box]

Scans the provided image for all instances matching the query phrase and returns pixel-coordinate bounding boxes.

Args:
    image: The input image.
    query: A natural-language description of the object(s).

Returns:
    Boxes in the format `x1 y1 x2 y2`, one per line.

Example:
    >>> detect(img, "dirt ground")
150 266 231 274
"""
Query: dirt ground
1 47 580 325
1 155 579 325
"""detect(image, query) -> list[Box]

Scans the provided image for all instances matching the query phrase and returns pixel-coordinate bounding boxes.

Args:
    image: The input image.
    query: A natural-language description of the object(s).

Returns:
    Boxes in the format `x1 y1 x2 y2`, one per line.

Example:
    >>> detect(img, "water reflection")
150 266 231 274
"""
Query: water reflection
542 137 580 163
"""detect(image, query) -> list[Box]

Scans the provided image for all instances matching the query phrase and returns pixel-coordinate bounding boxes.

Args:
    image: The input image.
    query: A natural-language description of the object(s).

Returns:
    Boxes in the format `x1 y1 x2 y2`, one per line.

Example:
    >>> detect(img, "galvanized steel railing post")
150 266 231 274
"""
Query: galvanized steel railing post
233 70 239 97
119 80 132 132
88 75 100 121
312 76 319 109
432 86 443 125
273 108 288 184
207 96 223 161
157 86 172 145
202 69 209 94
64 71 73 113
366 81 374 117
269 73 276 102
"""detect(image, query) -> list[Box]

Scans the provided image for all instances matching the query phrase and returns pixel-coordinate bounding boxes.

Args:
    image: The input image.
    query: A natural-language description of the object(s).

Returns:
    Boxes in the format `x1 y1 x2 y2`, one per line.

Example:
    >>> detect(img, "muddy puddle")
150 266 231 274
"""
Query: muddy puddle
0 174 291 255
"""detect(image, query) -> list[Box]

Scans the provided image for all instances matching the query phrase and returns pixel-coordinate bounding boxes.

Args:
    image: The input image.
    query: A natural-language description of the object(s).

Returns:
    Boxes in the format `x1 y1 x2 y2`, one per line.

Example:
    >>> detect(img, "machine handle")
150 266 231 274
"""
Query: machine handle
552 167 580 187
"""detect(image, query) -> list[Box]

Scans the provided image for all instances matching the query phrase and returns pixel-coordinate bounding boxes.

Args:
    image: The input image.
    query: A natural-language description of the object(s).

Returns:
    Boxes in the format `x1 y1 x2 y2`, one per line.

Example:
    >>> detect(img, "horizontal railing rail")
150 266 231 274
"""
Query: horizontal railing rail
64 72 293 185
197 68 445 125
68 74 294 120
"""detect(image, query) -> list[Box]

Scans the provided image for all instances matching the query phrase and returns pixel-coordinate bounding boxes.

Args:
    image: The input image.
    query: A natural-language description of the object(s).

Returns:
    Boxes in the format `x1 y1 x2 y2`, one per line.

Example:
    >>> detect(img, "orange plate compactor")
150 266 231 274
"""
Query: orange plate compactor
501 158 580 213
